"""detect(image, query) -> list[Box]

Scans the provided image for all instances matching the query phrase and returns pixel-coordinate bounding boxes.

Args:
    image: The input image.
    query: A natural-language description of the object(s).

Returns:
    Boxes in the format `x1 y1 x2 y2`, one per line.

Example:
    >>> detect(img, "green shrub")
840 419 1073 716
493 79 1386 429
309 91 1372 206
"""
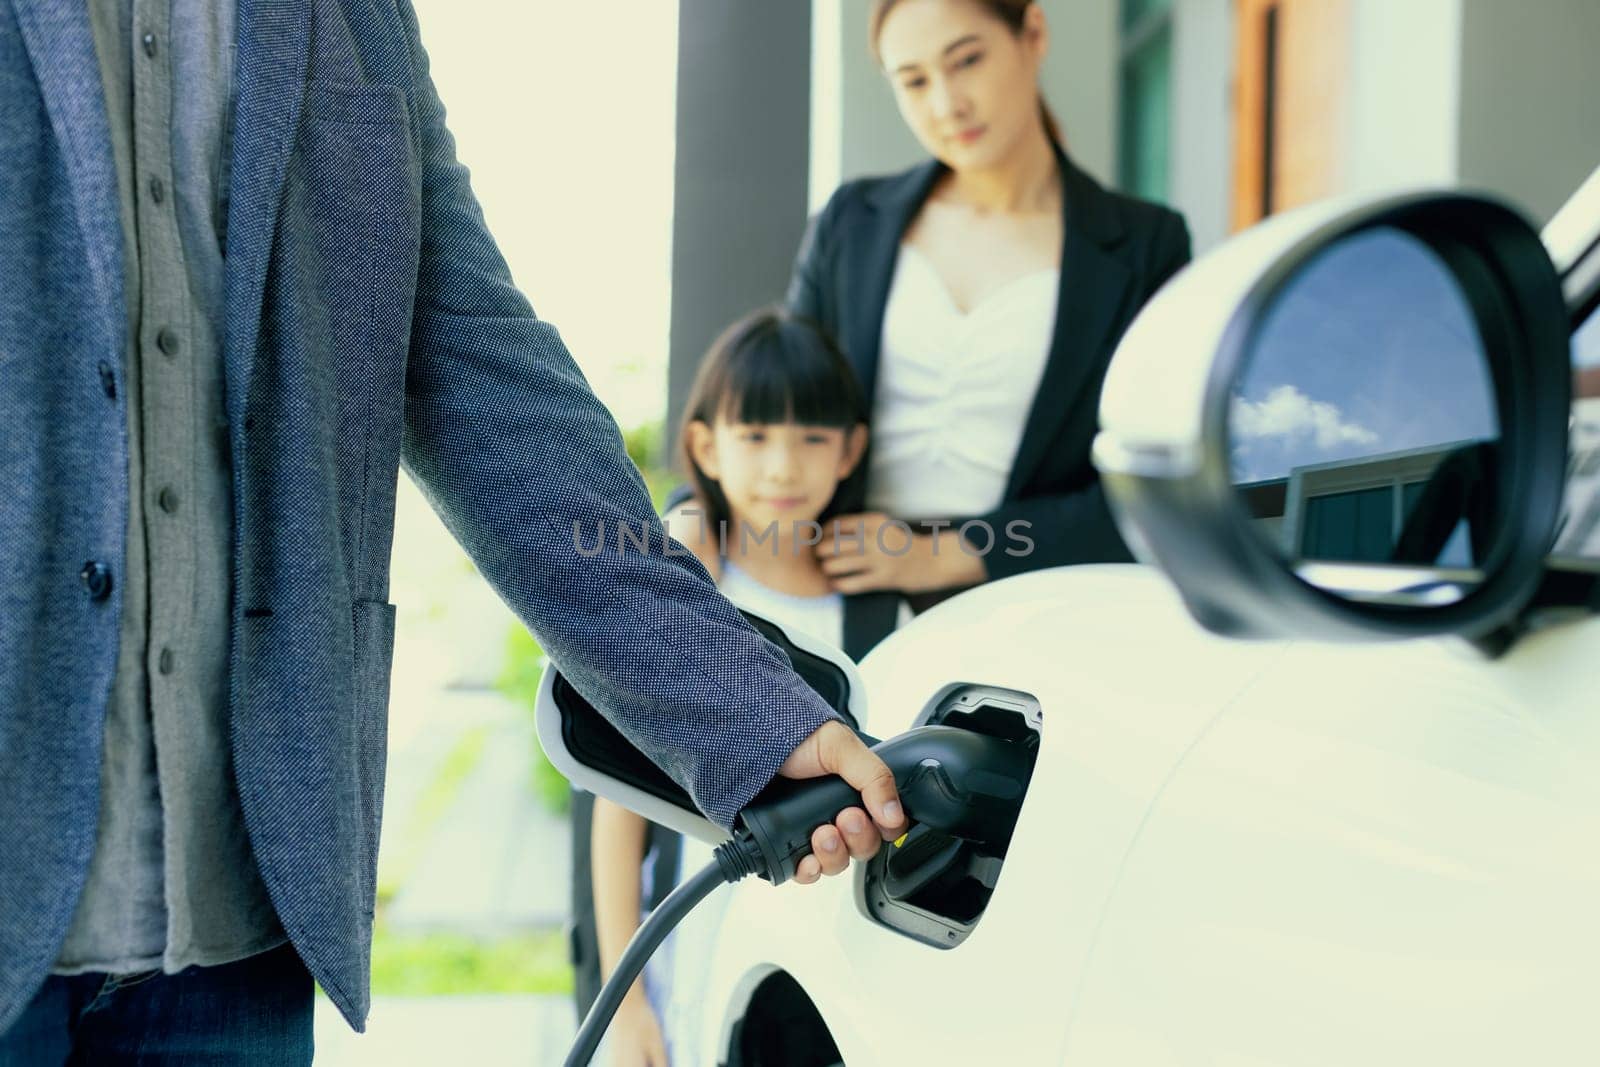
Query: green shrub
623 419 677 509
375 725 492 908
497 624 572 815
369 926 573 996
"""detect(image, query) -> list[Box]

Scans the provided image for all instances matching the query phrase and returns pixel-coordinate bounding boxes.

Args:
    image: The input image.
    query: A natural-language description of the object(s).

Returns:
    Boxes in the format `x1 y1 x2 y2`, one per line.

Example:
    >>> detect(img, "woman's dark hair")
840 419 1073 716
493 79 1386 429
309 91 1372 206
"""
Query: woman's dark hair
679 308 869 548
868 0 1064 147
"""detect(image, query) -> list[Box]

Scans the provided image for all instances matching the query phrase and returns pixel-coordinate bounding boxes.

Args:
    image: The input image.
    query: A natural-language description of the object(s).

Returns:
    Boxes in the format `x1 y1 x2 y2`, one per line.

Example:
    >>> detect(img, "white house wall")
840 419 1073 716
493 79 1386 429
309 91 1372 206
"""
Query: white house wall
1169 0 1234 252
1344 0 1463 199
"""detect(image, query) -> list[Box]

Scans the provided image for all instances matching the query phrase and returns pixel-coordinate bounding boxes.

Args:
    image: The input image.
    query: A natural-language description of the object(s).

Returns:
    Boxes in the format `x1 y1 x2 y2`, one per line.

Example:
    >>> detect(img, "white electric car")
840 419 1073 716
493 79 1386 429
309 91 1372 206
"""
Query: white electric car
542 164 1600 1066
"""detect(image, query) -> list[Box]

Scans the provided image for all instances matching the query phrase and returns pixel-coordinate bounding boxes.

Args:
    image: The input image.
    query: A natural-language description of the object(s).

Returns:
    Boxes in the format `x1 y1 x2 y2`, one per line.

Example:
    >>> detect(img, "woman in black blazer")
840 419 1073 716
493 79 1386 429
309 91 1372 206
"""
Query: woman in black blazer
798 0 1191 653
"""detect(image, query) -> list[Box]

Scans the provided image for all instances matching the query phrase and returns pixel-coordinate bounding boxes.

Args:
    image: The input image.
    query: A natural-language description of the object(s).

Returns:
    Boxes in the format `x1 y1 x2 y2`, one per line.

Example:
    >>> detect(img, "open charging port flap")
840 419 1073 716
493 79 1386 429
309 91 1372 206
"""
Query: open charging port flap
861 684 1041 948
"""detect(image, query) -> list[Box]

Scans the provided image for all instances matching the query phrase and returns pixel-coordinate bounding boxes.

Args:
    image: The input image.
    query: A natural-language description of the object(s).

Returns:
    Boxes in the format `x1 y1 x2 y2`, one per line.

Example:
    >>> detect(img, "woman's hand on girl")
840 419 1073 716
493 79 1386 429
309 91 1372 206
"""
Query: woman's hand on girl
816 512 986 594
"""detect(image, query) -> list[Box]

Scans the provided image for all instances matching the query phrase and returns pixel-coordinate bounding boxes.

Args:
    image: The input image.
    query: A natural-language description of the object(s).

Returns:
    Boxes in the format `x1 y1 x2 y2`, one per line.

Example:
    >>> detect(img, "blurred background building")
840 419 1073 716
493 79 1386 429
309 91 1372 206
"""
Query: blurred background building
669 0 1600 437
324 2 1600 1062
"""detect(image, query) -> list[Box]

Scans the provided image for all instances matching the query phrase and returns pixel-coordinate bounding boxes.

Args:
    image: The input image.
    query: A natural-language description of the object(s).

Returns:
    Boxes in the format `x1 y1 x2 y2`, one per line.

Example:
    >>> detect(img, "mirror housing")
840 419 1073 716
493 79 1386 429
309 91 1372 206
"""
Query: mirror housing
534 609 867 844
1094 190 1571 642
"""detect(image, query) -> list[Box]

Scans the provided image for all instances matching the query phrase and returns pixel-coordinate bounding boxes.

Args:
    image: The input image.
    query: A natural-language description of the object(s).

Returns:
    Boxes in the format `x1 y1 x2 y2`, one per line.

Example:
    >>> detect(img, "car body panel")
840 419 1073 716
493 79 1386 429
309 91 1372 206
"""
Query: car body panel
1068 612 1600 1063
700 565 1284 1064
699 565 1600 1064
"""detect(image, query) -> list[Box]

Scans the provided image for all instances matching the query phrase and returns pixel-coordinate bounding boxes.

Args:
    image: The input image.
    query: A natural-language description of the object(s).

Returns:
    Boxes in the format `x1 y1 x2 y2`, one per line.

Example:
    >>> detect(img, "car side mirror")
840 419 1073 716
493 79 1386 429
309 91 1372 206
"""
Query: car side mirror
534 609 867 844
1094 190 1571 643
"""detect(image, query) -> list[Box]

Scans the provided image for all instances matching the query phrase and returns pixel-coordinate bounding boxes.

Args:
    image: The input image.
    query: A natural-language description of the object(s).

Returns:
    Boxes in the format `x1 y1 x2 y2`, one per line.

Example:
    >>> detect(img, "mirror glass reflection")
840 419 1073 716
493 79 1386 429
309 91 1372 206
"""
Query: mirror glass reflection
1229 227 1502 602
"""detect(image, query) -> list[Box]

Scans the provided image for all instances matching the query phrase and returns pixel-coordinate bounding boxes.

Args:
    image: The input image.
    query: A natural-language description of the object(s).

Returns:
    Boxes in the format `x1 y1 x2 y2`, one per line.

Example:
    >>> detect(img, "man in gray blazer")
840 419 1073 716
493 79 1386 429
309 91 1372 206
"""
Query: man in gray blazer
0 0 905 1060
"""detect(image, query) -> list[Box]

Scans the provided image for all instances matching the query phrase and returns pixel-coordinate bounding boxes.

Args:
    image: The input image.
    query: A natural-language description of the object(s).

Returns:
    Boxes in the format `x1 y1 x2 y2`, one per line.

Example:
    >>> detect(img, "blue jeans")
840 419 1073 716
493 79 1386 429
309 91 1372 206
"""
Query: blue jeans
0 943 313 1065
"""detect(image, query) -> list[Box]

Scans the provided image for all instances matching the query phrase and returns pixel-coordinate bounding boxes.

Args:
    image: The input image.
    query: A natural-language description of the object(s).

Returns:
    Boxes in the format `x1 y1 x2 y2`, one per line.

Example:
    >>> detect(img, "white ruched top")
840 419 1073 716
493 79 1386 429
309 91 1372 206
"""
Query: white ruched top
865 243 1059 518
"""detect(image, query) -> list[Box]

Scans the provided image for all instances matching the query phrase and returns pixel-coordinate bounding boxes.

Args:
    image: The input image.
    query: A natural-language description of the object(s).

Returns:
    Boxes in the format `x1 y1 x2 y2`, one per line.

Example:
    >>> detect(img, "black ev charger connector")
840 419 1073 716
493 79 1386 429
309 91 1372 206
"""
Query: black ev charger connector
565 725 1032 1066
723 724 1032 886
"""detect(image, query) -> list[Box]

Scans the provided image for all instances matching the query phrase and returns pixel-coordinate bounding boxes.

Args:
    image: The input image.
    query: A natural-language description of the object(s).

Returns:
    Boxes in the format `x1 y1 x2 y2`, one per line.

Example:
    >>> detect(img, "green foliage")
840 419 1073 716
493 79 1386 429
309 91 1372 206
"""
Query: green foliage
623 418 677 509
497 623 548 709
374 725 492 908
622 418 664 473
496 625 571 815
368 927 574 996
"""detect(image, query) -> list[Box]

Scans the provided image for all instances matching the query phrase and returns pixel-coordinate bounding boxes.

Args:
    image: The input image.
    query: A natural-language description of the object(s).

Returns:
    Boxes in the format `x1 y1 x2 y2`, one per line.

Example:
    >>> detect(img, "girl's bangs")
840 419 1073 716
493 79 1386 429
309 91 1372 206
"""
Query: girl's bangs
721 324 862 428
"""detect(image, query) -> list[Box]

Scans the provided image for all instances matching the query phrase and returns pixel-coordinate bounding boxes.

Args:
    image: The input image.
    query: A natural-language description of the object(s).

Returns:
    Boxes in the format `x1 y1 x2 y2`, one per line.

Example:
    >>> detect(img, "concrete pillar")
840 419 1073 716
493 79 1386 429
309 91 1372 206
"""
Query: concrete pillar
665 1 813 456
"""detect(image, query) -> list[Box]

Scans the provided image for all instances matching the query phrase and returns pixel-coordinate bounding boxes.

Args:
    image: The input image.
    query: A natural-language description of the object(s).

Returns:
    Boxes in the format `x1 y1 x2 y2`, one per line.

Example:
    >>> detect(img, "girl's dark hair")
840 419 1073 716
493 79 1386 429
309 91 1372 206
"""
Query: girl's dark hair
679 308 870 546
868 0 1064 147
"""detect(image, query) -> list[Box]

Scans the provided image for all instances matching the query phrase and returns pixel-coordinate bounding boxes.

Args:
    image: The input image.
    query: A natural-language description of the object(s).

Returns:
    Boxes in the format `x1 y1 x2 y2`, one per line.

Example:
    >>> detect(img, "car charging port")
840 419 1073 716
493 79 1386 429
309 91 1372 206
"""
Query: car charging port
861 684 1041 948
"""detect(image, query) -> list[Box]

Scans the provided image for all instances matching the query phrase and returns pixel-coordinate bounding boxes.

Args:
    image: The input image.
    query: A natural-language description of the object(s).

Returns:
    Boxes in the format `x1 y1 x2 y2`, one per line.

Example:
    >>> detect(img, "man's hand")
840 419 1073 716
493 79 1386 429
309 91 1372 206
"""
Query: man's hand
776 721 908 884
816 512 986 595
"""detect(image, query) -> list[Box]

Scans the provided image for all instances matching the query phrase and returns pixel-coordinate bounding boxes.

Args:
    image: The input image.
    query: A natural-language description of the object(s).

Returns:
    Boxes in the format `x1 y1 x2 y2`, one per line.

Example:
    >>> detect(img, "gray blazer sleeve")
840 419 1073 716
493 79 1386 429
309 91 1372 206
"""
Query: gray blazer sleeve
391 1 835 829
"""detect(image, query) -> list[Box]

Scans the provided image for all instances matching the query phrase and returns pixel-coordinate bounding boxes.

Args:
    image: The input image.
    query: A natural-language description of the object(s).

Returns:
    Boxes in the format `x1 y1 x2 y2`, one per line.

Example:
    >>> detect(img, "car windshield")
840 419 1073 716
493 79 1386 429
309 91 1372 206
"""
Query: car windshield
1552 305 1600 564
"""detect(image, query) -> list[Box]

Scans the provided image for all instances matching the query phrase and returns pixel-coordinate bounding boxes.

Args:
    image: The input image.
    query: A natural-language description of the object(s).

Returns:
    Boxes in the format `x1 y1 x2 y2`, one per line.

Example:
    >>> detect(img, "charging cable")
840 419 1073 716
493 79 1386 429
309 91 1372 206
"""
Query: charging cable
564 725 1032 1066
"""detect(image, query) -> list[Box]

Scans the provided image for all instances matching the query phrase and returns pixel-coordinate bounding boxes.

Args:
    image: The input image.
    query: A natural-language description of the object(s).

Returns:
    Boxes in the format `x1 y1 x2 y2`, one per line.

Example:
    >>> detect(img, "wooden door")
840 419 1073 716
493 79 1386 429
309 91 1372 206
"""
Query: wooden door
1231 0 1349 230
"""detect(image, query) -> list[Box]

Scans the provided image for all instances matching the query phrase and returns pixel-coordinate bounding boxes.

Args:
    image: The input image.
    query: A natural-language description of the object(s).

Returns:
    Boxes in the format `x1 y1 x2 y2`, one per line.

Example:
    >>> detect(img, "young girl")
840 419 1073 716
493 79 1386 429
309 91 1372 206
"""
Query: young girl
591 308 872 1066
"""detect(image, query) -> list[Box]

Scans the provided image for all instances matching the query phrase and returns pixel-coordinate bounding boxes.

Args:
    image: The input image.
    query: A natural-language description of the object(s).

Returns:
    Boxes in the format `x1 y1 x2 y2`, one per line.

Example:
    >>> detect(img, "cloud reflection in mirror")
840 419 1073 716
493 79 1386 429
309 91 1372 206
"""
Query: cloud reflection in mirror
1228 226 1504 588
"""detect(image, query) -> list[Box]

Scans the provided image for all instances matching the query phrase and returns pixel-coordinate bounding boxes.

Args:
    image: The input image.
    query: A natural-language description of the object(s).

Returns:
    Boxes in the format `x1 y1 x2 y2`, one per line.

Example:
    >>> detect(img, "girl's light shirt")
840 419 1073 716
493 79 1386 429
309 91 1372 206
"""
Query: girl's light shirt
867 243 1060 518
717 557 845 649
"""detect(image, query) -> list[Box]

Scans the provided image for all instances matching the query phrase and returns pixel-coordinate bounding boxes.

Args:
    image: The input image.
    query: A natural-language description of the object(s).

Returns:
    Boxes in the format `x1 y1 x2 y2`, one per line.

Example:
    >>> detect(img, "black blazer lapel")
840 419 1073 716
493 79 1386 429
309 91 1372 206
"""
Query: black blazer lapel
848 161 943 410
1002 157 1134 500
844 151 1138 503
